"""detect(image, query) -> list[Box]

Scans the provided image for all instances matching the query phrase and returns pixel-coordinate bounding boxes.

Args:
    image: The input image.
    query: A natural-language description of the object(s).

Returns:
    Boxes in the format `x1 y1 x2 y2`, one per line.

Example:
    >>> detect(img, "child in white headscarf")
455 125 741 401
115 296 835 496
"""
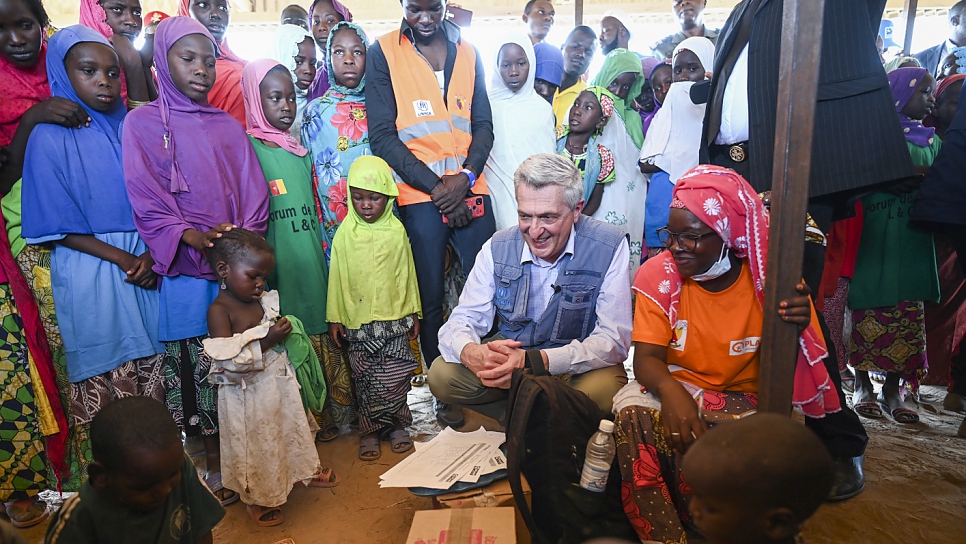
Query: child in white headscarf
485 34 556 230
639 36 715 258
272 23 317 142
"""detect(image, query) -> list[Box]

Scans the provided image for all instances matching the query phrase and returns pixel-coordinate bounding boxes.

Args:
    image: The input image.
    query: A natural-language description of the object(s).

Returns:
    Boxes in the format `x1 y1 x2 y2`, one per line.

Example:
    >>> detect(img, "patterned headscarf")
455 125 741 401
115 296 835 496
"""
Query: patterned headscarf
325 21 369 96
888 67 936 147
633 165 840 418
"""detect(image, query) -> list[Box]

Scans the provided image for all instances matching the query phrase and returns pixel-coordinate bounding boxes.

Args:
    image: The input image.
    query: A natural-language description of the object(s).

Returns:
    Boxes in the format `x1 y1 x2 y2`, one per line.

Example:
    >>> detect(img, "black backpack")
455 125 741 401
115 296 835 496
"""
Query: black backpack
505 353 637 544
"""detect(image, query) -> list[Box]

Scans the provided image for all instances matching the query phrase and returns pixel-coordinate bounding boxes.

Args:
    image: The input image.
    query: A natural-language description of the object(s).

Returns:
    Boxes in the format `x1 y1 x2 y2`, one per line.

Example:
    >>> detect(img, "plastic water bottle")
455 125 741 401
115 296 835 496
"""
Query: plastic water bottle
579 419 616 492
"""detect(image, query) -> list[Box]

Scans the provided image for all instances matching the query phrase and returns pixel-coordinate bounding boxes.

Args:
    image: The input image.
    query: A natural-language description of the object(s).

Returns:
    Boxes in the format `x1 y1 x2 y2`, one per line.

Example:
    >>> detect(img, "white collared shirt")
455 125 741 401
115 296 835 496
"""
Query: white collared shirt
715 44 751 145
438 227 632 376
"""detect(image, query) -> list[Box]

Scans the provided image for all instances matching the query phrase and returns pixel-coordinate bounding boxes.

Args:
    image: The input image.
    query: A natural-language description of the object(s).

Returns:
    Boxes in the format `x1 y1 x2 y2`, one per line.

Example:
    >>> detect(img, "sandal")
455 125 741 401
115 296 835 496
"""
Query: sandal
247 504 283 527
853 400 883 419
308 467 340 488
359 435 381 461
6 499 50 529
388 429 414 454
204 472 240 506
316 426 340 443
882 403 920 424
839 370 855 394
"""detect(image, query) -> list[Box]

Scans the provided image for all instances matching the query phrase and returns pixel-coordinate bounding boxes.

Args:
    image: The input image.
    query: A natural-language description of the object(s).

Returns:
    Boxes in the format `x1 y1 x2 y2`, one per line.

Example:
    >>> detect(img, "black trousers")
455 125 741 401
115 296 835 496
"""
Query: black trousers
709 148 869 458
398 197 496 364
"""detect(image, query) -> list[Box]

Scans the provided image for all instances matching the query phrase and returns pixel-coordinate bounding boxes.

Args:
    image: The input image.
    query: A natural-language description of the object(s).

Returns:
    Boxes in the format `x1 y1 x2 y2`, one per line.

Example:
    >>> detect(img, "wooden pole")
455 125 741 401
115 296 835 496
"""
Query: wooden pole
903 0 919 55
575 0 583 26
758 0 825 414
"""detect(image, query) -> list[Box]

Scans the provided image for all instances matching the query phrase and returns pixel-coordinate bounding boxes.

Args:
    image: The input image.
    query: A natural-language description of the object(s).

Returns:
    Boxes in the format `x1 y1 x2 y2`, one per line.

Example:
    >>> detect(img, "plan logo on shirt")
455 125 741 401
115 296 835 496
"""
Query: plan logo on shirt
729 337 761 356
413 100 434 118
670 320 688 351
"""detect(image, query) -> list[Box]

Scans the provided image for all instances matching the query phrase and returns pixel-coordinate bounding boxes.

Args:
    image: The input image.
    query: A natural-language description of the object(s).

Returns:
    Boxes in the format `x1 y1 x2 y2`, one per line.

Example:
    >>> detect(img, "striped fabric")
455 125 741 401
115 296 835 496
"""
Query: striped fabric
701 0 915 197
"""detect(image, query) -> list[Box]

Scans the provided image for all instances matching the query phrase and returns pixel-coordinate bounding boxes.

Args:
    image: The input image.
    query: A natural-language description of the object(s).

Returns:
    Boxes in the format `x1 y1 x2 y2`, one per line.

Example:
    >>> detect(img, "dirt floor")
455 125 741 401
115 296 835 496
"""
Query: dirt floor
16 370 966 544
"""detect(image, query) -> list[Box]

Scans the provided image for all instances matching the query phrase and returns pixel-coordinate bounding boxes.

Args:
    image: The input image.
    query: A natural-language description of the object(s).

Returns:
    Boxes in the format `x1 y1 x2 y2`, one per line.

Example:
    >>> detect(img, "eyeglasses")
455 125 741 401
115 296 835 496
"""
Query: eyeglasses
656 227 716 252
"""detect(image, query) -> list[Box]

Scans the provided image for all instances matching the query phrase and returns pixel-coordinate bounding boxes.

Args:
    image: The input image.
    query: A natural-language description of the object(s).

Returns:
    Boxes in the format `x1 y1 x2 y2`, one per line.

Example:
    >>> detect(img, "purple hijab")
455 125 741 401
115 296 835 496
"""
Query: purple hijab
639 57 663 136
306 0 353 101
888 67 936 148
122 16 269 280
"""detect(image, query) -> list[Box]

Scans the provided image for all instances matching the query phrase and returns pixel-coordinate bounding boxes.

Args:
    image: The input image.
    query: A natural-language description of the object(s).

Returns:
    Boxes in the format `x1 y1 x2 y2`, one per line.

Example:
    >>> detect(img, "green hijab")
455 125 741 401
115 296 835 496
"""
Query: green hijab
591 48 645 148
326 156 422 330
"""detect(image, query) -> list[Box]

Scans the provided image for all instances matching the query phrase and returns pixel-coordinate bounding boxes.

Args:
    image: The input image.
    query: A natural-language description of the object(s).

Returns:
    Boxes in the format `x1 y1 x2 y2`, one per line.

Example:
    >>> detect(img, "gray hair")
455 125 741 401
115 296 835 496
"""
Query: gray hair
513 153 584 210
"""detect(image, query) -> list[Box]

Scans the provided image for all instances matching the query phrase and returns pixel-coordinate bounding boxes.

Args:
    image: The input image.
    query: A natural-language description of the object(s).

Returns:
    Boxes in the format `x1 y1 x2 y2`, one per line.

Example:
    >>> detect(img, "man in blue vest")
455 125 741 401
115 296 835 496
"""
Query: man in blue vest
428 153 632 426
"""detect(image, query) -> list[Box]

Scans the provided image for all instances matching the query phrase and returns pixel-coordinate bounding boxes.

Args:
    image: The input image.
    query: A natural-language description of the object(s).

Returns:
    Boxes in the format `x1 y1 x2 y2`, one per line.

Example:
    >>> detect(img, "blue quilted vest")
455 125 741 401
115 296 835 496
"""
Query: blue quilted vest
490 216 625 350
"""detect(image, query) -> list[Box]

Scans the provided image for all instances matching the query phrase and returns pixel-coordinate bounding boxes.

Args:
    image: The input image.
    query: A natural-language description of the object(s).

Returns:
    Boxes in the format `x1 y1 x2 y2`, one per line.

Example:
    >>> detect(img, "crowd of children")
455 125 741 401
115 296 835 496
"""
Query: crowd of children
0 0 963 540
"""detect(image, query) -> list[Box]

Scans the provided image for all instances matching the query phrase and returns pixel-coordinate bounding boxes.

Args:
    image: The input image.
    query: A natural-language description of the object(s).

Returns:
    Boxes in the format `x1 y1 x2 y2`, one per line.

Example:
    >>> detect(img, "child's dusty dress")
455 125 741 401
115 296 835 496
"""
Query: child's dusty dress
203 290 321 508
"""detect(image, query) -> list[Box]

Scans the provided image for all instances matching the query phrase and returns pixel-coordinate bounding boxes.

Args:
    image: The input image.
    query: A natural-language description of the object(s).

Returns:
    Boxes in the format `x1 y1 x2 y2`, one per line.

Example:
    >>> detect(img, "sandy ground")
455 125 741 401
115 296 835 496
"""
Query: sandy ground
15 376 966 544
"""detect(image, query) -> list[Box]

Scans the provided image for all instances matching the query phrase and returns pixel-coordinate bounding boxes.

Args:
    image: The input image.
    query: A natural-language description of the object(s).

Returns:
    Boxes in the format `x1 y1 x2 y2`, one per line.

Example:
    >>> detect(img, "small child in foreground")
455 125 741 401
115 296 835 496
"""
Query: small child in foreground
203 229 339 527
44 396 225 544
681 413 833 544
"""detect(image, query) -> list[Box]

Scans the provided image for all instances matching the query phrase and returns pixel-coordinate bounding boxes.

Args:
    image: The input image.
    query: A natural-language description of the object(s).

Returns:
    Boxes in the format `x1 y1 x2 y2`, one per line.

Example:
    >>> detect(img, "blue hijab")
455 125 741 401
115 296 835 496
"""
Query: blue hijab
22 25 135 241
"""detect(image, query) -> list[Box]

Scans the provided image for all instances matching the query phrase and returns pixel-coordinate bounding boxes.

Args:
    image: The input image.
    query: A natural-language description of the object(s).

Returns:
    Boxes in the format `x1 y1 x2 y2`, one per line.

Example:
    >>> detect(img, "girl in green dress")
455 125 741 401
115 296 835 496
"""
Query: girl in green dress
241 59 330 436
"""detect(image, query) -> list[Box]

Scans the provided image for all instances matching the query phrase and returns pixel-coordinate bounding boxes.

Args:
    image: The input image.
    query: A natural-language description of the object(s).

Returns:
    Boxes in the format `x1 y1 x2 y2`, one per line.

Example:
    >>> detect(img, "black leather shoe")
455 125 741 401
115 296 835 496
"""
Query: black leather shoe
435 400 465 430
827 455 865 501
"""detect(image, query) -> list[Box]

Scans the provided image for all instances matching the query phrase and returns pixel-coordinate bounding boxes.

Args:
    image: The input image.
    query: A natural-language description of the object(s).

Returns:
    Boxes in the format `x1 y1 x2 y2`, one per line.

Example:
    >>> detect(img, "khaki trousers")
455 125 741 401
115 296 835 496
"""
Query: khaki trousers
427 356 628 422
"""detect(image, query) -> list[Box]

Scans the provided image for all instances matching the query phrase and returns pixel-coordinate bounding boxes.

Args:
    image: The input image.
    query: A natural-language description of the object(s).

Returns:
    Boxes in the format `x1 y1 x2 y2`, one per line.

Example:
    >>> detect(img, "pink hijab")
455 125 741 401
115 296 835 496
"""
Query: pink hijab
633 165 841 418
241 59 307 156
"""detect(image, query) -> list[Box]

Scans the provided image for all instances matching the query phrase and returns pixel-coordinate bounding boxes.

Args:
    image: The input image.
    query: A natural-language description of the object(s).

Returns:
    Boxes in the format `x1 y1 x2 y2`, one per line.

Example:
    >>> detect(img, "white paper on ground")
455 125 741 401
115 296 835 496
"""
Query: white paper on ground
379 427 506 488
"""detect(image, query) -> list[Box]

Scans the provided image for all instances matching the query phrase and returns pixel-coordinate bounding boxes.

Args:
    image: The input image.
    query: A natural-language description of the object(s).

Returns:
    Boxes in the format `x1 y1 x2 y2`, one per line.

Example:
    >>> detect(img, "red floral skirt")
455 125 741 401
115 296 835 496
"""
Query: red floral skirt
614 387 758 543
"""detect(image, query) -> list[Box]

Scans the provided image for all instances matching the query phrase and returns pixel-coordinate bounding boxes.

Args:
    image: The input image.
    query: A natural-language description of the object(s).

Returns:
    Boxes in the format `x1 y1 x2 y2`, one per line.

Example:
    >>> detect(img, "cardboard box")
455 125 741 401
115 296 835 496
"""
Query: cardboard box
432 478 531 544
406 507 516 544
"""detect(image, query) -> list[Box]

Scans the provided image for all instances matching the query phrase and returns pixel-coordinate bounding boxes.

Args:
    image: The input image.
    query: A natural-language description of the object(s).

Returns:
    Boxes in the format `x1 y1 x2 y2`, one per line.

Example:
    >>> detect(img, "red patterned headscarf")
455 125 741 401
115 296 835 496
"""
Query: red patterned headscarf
633 165 840 418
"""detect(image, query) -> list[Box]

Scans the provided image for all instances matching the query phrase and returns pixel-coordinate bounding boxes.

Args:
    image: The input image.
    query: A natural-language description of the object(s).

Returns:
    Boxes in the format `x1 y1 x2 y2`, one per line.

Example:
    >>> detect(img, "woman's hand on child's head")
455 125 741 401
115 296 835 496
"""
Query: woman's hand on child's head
27 97 90 130
125 251 158 289
408 316 420 341
778 282 812 332
328 322 346 348
201 223 238 248
267 317 293 346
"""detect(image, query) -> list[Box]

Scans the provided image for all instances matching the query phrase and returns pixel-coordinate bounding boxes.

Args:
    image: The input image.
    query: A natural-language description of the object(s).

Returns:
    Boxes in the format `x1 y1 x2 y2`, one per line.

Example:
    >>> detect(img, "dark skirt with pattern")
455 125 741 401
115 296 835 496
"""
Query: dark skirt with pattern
615 388 758 543
345 316 419 437
163 337 218 435
848 301 928 396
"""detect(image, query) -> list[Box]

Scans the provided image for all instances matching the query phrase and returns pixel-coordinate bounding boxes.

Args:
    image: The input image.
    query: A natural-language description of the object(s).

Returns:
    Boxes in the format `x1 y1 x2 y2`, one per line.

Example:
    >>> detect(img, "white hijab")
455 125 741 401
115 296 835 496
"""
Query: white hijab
272 24 315 143
485 33 556 230
639 36 716 184
595 110 648 277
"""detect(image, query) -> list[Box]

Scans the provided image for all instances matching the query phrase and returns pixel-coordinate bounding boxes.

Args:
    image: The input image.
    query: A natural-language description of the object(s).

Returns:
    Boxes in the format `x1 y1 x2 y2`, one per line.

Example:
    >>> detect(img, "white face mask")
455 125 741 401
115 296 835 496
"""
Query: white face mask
691 243 732 282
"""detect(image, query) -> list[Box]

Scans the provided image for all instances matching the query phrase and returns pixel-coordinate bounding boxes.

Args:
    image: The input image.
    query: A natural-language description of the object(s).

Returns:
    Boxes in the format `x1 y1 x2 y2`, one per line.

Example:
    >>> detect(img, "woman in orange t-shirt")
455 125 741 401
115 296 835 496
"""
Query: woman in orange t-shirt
612 166 839 543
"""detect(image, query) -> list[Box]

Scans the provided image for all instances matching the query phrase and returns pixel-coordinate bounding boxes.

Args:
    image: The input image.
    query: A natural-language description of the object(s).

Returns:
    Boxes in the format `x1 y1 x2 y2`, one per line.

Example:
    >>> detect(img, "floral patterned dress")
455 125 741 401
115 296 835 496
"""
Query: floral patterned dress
302 90 370 260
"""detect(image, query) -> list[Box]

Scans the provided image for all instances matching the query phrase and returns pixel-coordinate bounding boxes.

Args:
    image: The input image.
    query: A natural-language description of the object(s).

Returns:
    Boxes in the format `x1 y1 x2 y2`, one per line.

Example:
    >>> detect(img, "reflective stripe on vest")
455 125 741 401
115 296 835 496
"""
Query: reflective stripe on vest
378 30 488 206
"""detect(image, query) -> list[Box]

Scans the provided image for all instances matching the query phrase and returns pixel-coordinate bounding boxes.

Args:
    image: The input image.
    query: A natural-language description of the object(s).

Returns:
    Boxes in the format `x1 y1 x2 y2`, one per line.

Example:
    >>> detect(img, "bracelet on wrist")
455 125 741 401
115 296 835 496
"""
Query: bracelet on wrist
460 168 477 188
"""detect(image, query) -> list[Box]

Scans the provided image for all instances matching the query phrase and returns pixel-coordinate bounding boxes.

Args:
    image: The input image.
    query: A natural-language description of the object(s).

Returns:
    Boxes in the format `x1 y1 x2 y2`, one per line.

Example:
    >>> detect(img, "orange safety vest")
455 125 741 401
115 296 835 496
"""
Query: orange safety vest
378 30 488 206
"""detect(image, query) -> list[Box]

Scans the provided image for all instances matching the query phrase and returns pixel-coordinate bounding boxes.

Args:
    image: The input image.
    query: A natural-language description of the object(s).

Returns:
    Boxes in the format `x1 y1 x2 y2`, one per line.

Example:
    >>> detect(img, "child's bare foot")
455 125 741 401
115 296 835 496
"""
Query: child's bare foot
308 466 340 488
247 504 283 527
944 392 966 414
